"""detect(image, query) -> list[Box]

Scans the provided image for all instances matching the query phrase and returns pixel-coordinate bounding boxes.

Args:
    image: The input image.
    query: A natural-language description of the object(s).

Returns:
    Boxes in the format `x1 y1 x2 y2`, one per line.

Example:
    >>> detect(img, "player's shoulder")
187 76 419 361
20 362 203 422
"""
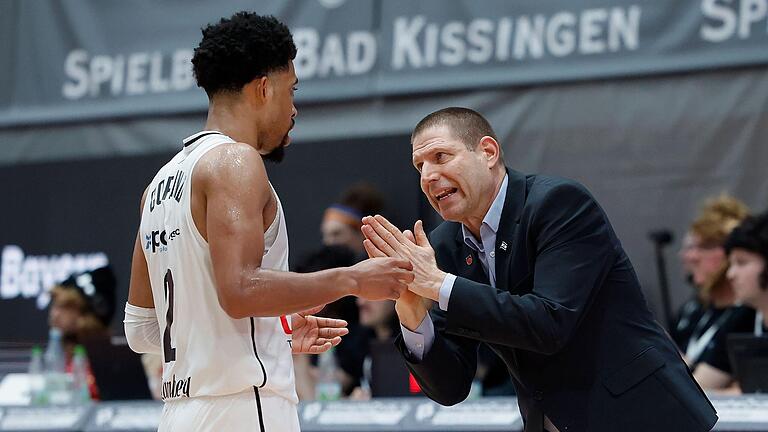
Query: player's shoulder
196 142 268 183
200 141 264 168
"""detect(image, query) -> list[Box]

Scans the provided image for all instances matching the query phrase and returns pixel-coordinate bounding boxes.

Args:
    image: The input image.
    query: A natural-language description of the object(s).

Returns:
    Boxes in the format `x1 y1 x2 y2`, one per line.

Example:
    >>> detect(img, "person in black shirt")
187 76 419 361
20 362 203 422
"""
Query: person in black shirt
726 212 768 335
675 195 755 390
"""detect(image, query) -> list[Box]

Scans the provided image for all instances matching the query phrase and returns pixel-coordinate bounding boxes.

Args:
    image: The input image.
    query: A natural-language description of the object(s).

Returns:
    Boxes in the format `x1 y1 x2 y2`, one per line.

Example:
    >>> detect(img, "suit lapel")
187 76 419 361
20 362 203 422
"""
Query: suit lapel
452 228 490 285
494 168 527 291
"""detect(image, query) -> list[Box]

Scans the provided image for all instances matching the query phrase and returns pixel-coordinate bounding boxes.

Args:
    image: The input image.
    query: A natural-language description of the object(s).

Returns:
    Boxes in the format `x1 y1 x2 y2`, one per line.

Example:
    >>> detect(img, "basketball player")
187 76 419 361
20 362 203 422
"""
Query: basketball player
123 12 413 431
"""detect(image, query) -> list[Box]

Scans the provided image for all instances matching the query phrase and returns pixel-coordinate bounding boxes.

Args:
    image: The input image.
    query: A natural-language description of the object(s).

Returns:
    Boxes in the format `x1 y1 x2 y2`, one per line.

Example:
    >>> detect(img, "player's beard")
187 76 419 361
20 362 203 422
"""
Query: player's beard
263 142 286 163
263 121 293 163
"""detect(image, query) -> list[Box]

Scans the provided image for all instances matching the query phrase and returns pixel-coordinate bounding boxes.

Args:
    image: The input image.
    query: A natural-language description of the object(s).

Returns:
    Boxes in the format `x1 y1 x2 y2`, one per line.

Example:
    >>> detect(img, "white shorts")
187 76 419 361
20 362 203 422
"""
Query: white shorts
158 387 300 432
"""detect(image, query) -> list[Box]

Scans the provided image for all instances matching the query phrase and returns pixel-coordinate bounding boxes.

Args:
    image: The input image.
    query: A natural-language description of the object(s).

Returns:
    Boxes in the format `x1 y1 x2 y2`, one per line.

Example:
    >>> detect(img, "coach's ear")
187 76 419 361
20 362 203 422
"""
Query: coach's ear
477 136 501 170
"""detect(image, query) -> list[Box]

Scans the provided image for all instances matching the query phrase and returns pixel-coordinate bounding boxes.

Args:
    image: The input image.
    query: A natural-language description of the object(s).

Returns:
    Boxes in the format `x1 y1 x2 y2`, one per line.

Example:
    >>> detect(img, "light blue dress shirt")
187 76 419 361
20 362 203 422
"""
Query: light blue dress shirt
402 174 509 360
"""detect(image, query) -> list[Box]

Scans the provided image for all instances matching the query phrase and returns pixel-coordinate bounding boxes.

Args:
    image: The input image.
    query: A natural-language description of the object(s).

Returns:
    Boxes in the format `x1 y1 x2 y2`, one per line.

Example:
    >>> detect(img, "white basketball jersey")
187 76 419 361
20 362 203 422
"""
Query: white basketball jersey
140 131 297 404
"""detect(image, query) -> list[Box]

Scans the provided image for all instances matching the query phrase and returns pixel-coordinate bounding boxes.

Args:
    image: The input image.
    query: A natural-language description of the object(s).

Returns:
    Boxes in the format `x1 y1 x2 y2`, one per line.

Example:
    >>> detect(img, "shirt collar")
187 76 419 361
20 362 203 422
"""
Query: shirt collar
461 174 508 250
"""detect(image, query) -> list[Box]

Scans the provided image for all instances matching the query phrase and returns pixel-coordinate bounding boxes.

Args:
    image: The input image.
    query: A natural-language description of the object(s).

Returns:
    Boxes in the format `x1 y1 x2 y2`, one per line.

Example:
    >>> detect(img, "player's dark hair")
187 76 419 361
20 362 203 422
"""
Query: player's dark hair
192 12 296 97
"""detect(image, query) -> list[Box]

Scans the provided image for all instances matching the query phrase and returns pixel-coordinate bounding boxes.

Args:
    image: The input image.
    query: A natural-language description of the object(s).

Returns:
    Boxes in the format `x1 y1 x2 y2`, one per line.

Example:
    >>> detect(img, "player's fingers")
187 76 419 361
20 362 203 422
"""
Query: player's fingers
395 267 415 283
390 283 408 300
309 341 333 354
388 257 413 272
329 336 343 347
403 230 416 244
314 317 348 328
318 328 348 339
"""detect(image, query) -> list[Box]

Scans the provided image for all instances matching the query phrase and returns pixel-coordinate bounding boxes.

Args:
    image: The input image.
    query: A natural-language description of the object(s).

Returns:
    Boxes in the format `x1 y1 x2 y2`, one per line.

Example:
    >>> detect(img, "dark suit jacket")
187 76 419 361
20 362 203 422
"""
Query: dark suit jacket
396 169 717 432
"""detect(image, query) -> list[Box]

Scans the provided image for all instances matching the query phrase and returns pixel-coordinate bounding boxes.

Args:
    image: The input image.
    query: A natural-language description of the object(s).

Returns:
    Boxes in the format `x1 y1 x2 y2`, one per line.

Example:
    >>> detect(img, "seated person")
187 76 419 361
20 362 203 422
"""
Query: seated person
670 232 707 350
726 211 768 335
724 211 768 393
293 245 362 399
321 182 386 260
48 266 116 399
350 298 417 399
675 195 755 390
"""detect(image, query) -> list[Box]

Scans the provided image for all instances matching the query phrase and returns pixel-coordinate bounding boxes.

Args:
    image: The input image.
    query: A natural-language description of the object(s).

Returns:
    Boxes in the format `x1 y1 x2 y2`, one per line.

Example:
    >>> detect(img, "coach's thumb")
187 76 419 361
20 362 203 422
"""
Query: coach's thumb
414 220 428 246
403 229 416 244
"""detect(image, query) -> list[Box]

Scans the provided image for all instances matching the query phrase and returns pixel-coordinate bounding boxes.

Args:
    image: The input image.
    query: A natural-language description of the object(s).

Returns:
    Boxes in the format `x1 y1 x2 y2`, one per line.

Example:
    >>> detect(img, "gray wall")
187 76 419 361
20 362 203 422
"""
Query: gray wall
1 65 767 335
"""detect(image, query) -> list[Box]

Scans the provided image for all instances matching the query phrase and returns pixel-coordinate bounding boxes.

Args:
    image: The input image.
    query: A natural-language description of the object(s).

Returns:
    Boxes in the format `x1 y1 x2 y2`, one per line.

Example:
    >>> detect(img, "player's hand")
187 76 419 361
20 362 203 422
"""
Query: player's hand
362 216 444 302
348 257 413 301
290 311 348 354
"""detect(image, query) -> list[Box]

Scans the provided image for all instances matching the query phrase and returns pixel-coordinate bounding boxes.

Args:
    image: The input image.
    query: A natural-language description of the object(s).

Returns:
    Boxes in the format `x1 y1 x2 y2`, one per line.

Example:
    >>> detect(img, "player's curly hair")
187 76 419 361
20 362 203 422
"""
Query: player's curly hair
192 12 296 97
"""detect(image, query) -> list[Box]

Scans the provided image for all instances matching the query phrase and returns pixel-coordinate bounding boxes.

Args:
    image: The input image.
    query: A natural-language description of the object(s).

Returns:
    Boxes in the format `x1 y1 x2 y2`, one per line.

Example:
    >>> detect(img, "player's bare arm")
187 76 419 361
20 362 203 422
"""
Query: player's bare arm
196 143 413 319
128 188 155 308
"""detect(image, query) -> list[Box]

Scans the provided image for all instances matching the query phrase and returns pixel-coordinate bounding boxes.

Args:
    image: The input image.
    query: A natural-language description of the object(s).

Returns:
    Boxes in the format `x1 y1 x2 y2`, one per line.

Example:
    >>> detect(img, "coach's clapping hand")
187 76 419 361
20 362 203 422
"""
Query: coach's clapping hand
361 215 443 330
362 215 445 302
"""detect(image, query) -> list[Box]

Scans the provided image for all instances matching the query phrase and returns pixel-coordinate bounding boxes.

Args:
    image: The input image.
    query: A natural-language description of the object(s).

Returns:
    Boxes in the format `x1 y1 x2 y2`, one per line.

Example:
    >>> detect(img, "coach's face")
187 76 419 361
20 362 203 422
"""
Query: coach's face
412 125 499 226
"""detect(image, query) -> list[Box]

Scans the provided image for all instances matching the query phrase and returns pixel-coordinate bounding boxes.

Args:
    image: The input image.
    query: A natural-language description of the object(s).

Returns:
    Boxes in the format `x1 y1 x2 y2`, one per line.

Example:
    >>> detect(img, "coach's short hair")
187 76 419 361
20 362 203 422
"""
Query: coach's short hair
412 107 500 153
192 12 296 97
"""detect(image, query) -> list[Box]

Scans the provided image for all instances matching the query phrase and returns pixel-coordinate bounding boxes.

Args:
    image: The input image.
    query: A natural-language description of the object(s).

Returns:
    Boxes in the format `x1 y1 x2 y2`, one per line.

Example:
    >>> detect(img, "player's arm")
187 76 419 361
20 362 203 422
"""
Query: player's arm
125 189 161 354
201 143 412 319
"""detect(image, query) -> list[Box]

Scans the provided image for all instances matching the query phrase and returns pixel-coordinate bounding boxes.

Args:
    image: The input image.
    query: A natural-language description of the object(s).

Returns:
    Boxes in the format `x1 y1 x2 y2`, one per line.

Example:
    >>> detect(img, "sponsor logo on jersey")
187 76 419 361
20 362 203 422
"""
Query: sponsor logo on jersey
161 374 191 400
144 229 180 253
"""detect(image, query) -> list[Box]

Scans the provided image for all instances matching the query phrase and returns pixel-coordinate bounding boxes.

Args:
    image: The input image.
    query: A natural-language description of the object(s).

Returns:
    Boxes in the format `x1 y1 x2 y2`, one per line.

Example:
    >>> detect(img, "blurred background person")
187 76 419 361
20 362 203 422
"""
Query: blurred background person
289 183 389 400
670 231 708 349
348 297 405 399
321 183 386 258
726 211 768 335
292 245 361 399
47 266 116 399
674 194 756 390
723 210 768 394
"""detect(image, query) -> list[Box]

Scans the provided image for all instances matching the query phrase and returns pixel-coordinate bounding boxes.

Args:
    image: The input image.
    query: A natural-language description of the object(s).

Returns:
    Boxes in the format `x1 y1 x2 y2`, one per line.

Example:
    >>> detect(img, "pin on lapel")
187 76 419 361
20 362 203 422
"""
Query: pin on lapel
466 255 473 265
500 241 508 251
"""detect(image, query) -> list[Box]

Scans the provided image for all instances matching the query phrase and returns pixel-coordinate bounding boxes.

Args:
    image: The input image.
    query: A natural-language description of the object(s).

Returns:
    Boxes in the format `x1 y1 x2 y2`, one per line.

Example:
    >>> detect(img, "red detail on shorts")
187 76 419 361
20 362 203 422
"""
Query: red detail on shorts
409 373 421 393
280 315 292 334
466 255 473 266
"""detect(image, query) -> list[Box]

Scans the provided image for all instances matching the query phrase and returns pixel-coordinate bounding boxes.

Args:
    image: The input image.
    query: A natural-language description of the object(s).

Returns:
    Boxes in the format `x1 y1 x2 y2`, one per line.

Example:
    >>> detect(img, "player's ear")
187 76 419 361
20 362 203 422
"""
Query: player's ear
244 76 269 105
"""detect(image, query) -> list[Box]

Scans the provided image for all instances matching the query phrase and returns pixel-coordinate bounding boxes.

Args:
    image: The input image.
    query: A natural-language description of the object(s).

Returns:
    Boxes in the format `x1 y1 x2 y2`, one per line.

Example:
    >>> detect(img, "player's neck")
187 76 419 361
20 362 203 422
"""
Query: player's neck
204 98 260 149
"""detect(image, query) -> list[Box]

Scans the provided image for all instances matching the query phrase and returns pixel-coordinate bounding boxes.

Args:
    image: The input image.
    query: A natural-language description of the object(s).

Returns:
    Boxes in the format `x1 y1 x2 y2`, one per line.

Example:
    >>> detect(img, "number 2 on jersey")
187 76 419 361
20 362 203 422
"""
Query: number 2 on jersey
163 269 177 363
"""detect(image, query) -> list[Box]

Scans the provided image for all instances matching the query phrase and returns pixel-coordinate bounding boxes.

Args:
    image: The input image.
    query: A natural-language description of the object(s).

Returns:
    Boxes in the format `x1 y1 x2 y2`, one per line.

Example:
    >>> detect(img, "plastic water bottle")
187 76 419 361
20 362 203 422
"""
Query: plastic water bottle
315 348 341 401
43 328 71 405
28 346 47 405
70 345 91 405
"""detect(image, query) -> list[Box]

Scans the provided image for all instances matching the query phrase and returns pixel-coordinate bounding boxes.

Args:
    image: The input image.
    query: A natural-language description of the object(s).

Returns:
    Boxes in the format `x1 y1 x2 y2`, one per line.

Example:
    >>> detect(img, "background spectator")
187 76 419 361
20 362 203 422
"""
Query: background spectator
673 195 756 390
48 266 116 399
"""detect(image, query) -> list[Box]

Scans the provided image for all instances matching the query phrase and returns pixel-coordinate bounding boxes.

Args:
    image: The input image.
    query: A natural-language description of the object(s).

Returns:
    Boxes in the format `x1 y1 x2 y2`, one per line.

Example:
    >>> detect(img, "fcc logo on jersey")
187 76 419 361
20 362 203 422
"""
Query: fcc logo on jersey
145 229 180 253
